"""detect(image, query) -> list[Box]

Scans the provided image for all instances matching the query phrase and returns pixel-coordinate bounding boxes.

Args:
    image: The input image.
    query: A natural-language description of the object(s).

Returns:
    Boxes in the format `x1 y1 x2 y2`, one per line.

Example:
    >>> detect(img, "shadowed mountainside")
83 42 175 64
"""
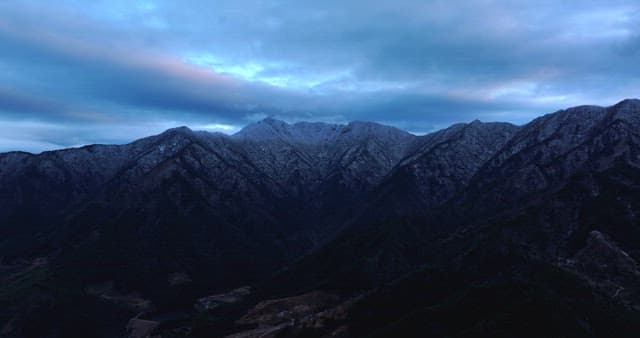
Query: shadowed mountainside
2 100 640 337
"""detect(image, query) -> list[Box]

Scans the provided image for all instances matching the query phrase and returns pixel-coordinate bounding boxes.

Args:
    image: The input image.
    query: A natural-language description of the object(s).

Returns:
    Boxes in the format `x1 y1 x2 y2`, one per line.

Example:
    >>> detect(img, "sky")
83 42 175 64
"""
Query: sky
0 0 639 152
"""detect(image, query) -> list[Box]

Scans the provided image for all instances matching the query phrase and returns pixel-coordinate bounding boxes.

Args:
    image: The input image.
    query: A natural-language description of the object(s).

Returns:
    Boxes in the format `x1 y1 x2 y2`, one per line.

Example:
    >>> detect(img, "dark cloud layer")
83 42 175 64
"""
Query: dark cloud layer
0 0 639 152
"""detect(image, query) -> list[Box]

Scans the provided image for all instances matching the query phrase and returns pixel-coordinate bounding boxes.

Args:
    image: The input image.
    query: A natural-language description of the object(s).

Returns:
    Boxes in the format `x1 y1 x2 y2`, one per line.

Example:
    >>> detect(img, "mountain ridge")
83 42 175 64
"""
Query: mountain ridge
2 99 640 337
5 99 639 158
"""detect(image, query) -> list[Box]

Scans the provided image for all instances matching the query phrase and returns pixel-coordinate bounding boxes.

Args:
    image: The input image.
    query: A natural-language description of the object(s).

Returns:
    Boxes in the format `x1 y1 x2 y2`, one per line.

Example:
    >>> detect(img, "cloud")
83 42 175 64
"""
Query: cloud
0 0 639 152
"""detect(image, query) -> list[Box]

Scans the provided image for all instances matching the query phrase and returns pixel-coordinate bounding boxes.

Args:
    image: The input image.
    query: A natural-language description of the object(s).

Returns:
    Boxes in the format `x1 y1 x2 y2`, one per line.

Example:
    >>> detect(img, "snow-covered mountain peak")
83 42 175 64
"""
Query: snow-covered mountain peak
614 98 640 108
610 98 640 126
345 120 398 134
153 125 205 143
233 117 413 145
289 121 345 143
232 117 290 141
164 126 193 134
232 117 342 144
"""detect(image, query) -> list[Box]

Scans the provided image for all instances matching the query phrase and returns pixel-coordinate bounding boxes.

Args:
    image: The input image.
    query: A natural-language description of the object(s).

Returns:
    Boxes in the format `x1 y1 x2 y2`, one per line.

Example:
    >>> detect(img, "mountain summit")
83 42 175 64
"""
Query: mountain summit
232 117 412 145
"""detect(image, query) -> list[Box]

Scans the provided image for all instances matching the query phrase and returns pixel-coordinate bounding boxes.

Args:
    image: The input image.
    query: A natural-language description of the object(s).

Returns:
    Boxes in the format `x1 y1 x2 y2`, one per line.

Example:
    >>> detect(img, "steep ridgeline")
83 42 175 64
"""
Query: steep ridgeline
371 98 640 337
260 120 520 293
450 99 640 300
255 99 640 337
0 119 417 259
364 120 519 219
425 99 640 267
0 117 426 333
231 118 417 234
460 99 640 214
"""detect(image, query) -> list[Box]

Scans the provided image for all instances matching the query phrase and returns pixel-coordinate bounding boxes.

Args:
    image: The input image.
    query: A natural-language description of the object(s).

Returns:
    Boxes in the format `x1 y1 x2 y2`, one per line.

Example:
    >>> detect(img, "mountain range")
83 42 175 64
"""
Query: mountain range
2 99 640 337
